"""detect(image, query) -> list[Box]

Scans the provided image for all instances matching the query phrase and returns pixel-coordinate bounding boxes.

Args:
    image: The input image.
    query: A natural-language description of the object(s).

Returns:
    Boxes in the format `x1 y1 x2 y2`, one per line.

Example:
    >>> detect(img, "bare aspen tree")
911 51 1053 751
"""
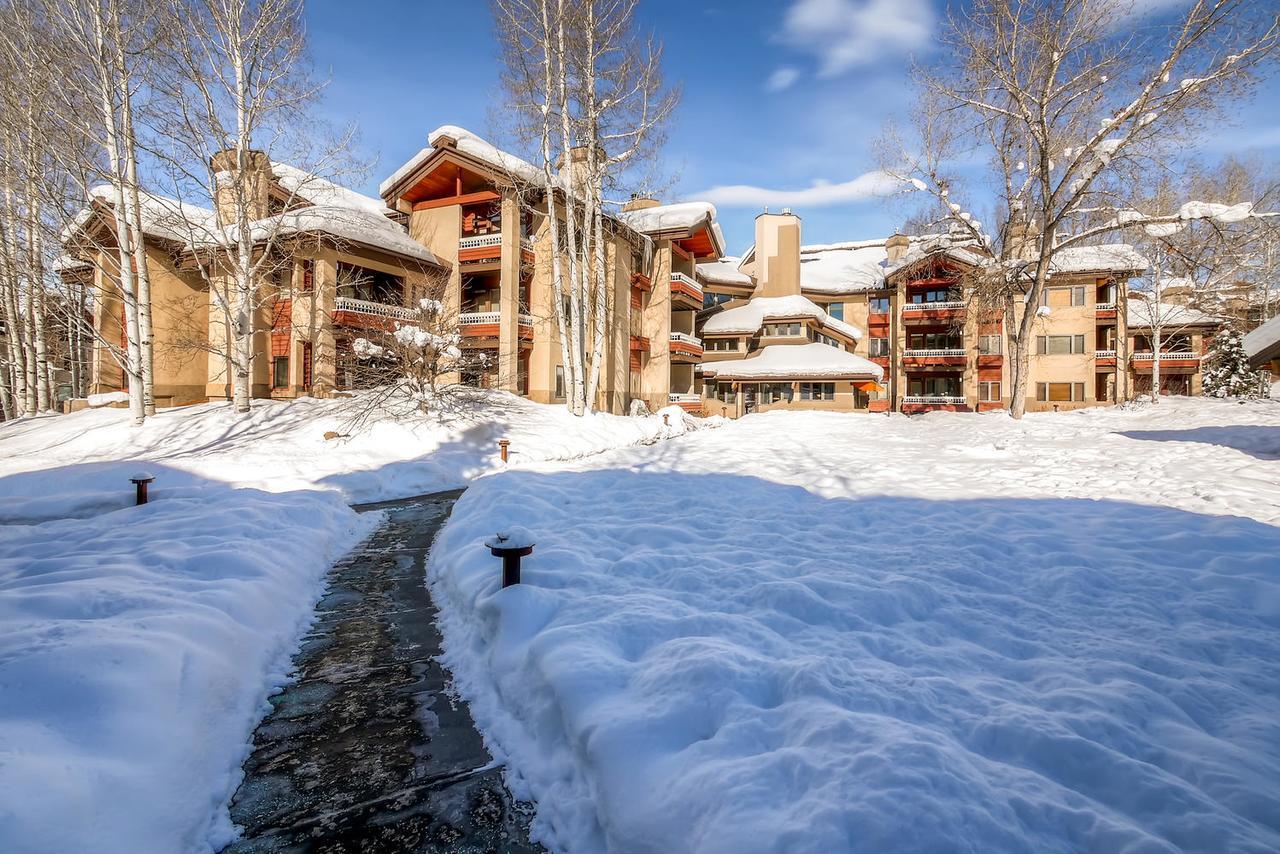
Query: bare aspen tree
150 0 345 413
882 0 1279 418
36 0 169 424
492 0 676 415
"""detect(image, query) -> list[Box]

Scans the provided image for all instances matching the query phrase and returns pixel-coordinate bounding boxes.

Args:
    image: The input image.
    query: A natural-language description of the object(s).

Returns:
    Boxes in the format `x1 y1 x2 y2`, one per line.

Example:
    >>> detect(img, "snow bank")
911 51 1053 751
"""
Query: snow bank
429 397 1280 853
0 389 702 507
0 463 376 853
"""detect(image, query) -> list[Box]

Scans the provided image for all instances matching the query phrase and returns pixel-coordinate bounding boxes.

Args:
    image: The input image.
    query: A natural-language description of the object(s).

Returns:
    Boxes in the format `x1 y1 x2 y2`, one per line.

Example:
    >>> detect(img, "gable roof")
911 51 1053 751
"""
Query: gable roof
1244 314 1280 367
68 164 441 268
702 294 861 341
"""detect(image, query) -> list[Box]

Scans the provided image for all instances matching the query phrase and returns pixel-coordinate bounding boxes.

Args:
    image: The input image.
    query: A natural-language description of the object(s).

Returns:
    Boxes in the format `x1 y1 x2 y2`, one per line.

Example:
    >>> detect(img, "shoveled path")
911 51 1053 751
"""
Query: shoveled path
221 490 544 853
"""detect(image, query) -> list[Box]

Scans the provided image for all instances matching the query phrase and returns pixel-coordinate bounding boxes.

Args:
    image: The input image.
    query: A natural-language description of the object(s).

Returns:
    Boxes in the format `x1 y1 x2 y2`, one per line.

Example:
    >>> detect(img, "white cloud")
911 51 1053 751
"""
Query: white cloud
780 0 934 77
765 66 801 93
692 171 913 209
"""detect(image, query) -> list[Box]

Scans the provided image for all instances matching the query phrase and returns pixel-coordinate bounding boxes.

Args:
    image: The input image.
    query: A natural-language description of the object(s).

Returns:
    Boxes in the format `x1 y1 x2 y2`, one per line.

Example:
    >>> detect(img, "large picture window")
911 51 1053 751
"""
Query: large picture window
1036 335 1086 355
1036 382 1087 402
799 382 835 401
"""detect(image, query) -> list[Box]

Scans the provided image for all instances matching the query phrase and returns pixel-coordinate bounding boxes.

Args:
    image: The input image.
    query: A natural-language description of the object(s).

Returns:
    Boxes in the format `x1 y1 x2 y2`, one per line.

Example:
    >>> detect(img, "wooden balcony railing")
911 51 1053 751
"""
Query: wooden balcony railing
334 296 416 321
902 395 966 405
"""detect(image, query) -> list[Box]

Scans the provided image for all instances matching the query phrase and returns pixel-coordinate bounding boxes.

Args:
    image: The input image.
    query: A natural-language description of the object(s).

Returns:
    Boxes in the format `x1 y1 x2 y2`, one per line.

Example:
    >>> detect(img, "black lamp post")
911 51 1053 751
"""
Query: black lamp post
485 531 535 588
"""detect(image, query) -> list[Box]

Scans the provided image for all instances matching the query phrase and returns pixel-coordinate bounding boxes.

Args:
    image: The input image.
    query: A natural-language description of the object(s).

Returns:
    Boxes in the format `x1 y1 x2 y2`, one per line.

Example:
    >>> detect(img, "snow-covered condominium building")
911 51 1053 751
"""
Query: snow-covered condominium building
379 127 725 413
694 211 1217 416
67 126 726 414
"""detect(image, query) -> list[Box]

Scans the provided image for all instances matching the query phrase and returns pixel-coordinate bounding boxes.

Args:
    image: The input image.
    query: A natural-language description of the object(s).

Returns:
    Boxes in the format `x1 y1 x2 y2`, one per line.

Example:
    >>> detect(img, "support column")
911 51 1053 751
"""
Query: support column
497 193 522 393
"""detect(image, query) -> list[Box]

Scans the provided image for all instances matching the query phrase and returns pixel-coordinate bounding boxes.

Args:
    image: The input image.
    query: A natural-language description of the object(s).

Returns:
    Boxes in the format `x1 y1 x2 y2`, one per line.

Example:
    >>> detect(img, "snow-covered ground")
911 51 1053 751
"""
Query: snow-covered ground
0 471 375 853
0 390 699 853
0 390 698 519
429 396 1280 853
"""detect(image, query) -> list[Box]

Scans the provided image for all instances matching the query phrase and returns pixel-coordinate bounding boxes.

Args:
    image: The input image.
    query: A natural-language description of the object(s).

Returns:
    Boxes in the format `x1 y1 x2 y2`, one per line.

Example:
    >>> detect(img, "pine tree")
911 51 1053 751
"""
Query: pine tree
1202 326 1267 399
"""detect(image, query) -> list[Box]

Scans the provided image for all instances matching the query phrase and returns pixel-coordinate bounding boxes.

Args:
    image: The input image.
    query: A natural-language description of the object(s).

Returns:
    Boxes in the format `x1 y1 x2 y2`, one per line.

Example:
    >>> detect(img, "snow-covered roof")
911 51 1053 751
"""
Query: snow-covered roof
697 255 752 288
380 125 544 197
702 294 861 341
271 163 392 218
703 342 883 381
51 254 92 272
885 234 990 277
799 239 896 295
1050 244 1149 274
85 185 219 245
76 172 440 267
617 201 716 236
1125 298 1221 329
231 206 440 265
1244 314 1280 366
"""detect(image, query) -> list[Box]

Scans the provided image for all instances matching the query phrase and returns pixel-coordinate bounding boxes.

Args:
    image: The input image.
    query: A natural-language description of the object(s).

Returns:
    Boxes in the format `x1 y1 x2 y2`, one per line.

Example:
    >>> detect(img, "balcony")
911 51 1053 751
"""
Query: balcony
669 331 703 362
902 395 968 410
1094 348 1117 368
670 272 703 310
901 301 966 323
457 232 534 265
1132 351 1201 369
903 348 967 366
459 311 535 341
333 296 417 330
1096 302 1117 320
668 392 703 413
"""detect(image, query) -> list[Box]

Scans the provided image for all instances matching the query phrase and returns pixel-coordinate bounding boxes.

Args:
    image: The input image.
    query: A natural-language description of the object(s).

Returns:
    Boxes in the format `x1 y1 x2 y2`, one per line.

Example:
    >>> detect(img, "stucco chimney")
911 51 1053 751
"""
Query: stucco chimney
885 232 910 264
558 145 600 192
754 209 802 298
622 193 660 212
210 148 273 228
1007 220 1039 261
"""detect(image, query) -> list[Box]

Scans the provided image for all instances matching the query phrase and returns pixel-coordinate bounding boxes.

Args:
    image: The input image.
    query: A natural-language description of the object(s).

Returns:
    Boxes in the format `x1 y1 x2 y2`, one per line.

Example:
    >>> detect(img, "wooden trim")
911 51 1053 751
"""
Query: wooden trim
412 190 501 211
670 242 692 261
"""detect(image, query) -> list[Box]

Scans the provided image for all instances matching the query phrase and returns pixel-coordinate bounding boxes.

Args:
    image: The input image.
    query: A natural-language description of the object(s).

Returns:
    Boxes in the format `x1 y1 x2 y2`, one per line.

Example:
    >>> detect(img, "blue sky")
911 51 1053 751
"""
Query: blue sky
307 0 1279 255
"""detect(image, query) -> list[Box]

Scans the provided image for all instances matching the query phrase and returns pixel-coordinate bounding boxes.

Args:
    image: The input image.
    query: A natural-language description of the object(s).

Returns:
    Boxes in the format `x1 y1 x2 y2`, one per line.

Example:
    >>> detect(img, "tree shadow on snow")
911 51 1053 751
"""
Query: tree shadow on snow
1118 425 1280 461
441 466 1280 851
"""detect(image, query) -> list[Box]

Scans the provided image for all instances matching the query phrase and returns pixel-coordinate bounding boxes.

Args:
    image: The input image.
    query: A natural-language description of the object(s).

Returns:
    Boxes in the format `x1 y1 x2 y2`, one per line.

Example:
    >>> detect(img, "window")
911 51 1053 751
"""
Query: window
703 292 733 310
869 337 890 357
706 338 738 352
799 382 835 401
1036 335 1086 355
911 288 955 304
908 376 962 397
758 383 792 404
1043 286 1086 307
554 365 565 400
978 335 1003 355
1036 382 1087 402
711 382 737 403
869 297 890 314
272 356 289 389
979 381 1001 402
300 259 314 293
764 322 803 337
909 332 963 350
826 302 845 321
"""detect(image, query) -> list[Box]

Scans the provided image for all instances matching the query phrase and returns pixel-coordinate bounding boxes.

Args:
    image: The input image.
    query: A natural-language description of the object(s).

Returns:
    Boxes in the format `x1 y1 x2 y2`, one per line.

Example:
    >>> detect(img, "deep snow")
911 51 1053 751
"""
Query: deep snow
0 465 376 853
428 397 1280 853
0 390 703 853
0 389 704 517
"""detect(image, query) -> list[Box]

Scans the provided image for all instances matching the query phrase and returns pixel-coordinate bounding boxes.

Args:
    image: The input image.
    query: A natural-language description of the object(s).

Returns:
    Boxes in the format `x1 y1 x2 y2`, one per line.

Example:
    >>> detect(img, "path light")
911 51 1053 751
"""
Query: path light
131 473 155 506
486 528 535 588
497 438 510 463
